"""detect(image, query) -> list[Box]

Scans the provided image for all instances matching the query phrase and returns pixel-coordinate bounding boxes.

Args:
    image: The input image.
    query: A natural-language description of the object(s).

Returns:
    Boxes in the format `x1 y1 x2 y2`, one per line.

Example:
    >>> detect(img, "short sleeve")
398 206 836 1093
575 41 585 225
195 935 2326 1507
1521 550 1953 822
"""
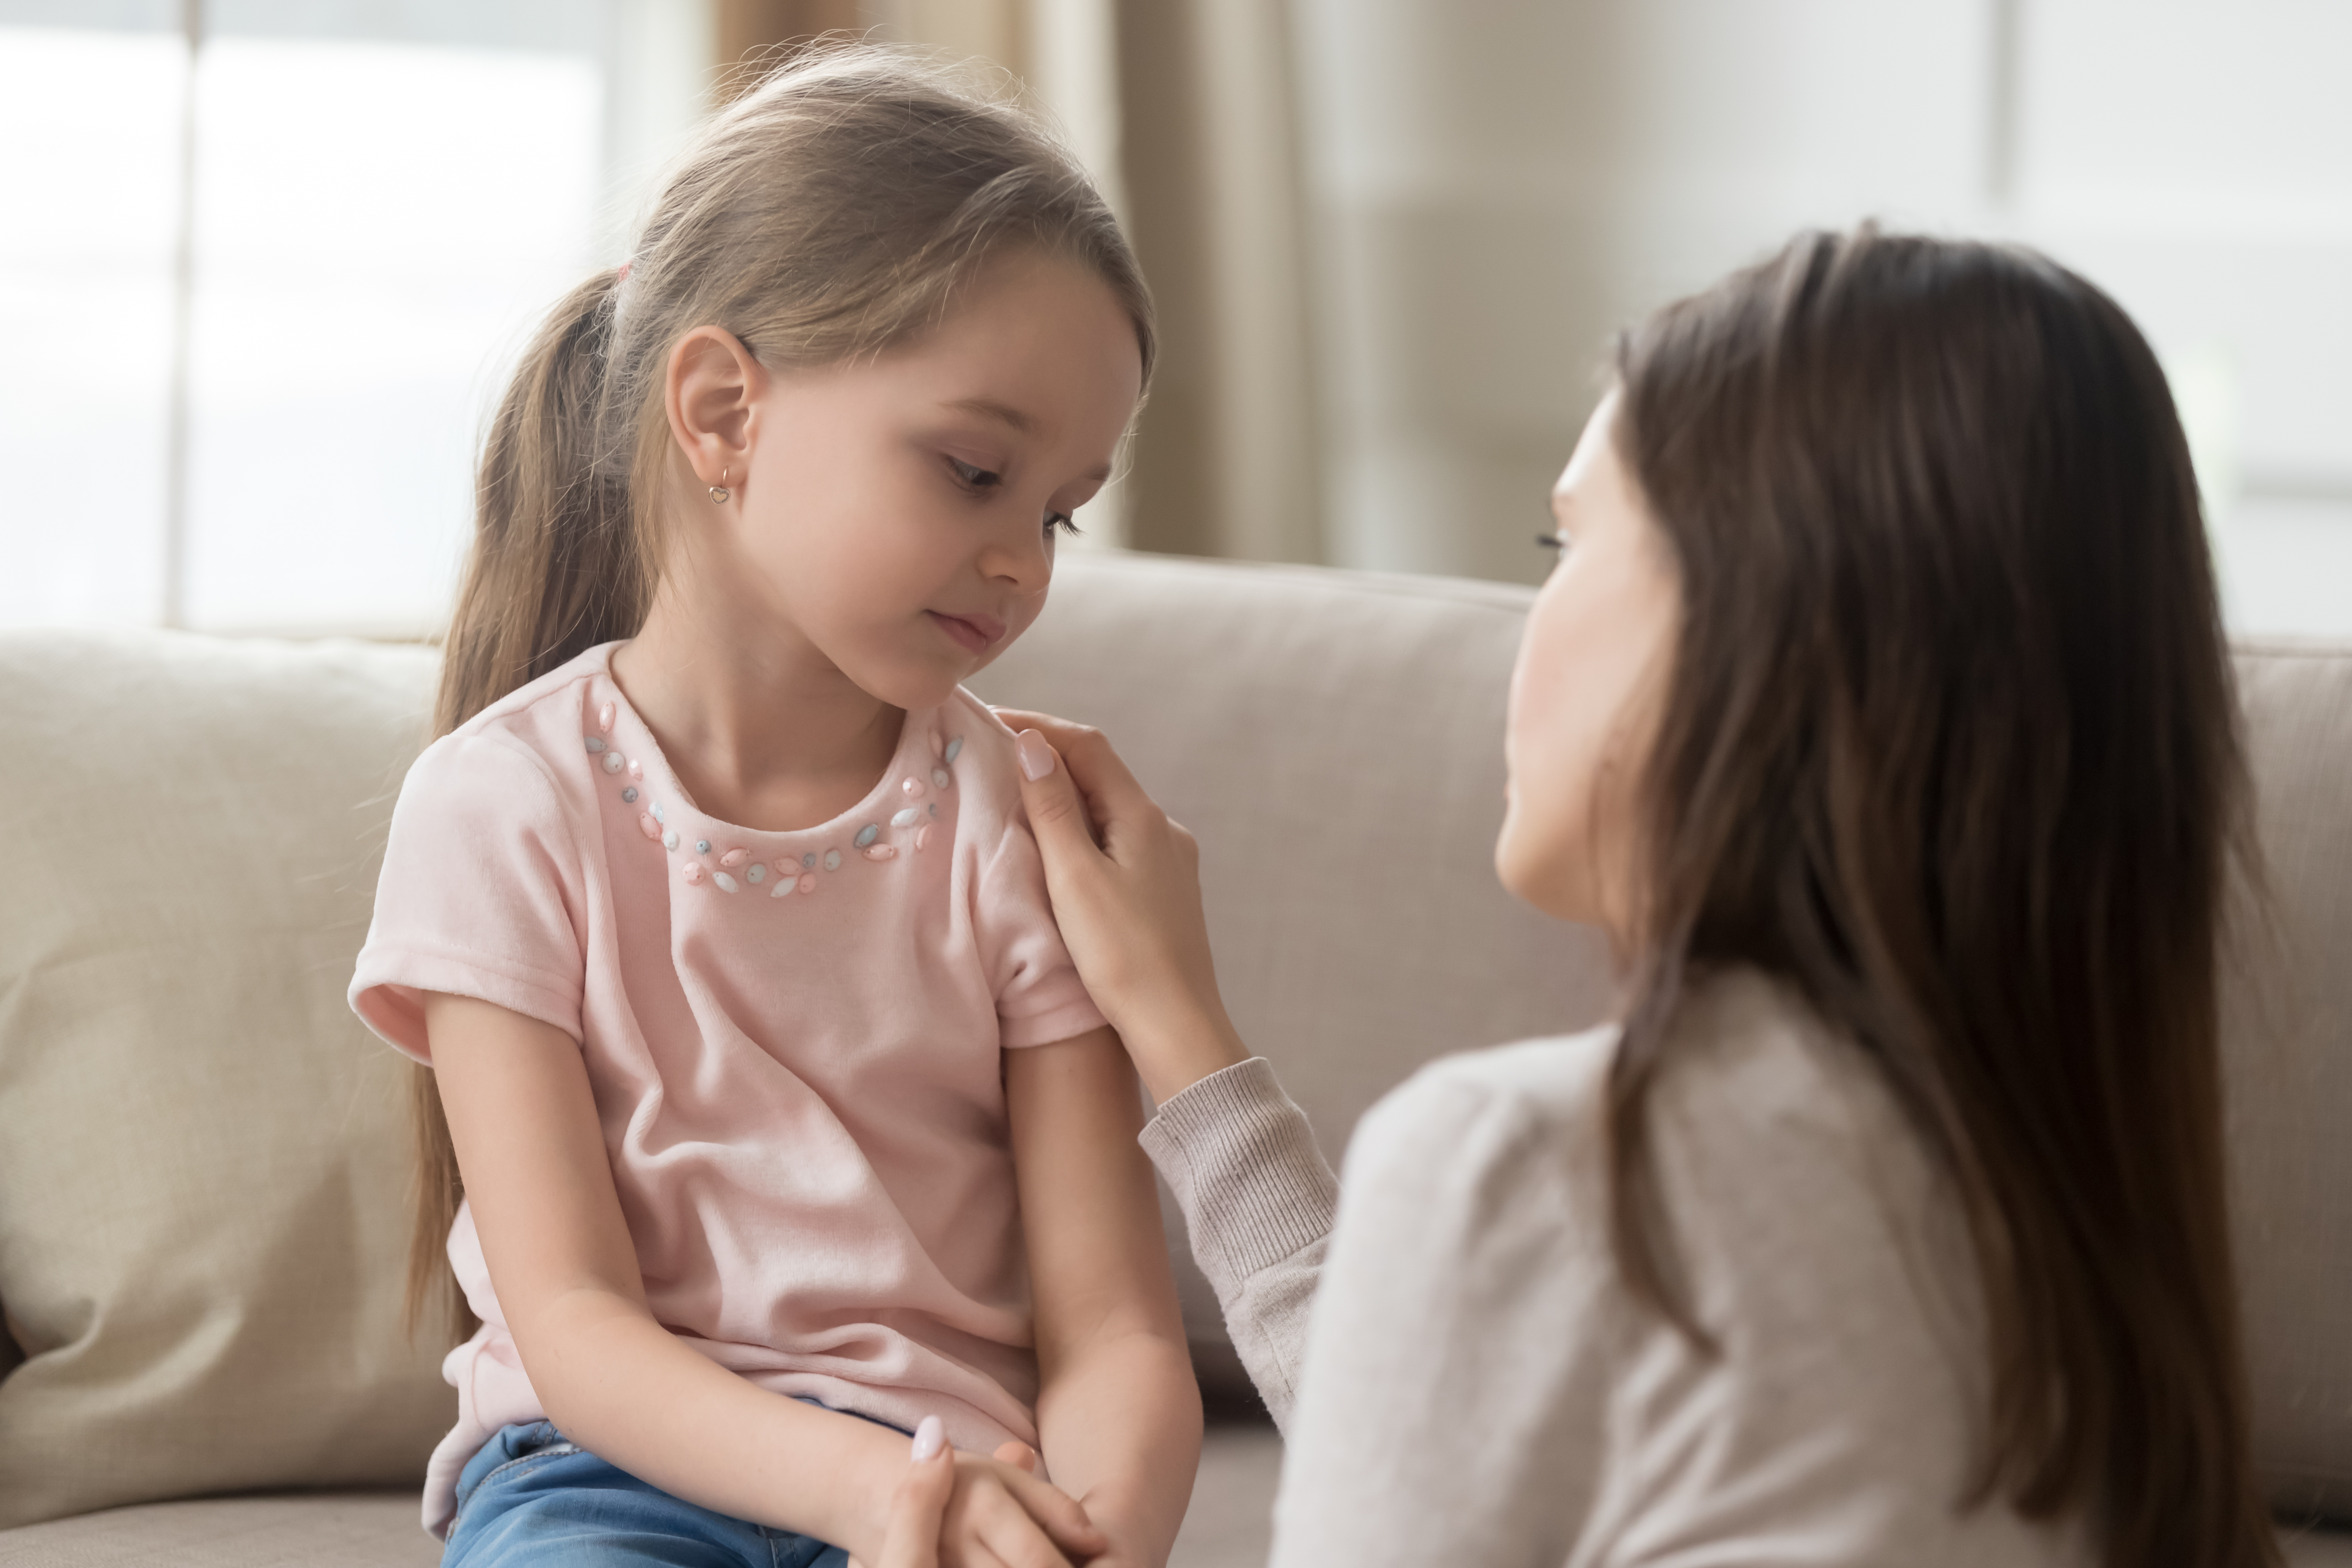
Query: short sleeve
970 806 1106 1050
349 731 588 1061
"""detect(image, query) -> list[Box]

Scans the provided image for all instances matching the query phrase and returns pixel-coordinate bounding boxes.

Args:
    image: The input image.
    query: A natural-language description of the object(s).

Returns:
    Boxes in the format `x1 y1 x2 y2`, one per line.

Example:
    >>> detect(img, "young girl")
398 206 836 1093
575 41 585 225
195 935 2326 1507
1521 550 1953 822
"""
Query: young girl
996 227 2281 1565
348 48 1199 1568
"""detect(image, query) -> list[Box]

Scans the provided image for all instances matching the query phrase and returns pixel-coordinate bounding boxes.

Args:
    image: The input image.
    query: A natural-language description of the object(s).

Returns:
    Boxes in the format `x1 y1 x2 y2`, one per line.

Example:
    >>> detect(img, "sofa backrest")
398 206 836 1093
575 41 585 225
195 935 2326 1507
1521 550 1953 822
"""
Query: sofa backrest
973 555 1618 1373
2222 643 2352 1522
0 628 450 1528
0 553 2345 1526
985 557 2352 1521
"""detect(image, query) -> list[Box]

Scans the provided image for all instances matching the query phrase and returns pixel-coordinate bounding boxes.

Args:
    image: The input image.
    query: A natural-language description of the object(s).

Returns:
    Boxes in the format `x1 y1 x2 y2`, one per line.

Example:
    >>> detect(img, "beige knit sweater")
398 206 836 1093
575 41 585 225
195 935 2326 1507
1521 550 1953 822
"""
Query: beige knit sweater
1136 969 2087 1566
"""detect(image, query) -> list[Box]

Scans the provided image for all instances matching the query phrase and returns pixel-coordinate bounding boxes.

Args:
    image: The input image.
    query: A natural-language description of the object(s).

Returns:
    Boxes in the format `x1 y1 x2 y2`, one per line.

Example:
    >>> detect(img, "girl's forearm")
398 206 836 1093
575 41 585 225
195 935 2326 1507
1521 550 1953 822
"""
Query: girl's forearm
1037 1329 1204 1566
519 1286 905 1560
1008 1030 1199 1562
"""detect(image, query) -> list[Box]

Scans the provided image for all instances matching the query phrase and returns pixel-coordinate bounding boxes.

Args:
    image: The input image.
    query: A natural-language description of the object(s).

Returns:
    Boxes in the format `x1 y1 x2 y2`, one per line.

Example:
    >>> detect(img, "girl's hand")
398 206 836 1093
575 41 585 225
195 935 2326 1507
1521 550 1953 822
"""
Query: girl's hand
940 1446 1106 1568
993 1443 1152 1568
900 1439 1157 1568
997 710 1249 1106
852 1416 1105 1568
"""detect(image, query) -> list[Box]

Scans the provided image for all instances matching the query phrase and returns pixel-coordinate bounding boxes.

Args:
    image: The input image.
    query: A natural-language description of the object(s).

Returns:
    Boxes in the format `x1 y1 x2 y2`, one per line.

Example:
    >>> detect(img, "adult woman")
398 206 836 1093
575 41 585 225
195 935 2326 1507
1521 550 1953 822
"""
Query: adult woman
998 229 2280 1565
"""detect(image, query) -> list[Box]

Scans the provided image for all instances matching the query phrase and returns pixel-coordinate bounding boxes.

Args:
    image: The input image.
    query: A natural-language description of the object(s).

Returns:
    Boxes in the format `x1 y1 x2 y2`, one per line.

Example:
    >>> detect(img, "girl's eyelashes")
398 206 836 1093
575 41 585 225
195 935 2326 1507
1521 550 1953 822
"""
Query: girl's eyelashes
948 457 1001 490
949 452 1081 536
1536 531 1570 554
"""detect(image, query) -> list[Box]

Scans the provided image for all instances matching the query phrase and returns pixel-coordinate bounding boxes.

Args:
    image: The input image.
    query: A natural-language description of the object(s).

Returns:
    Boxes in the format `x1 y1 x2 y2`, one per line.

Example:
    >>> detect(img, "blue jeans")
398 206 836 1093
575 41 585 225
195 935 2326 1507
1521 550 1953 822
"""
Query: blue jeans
445 1420 853 1567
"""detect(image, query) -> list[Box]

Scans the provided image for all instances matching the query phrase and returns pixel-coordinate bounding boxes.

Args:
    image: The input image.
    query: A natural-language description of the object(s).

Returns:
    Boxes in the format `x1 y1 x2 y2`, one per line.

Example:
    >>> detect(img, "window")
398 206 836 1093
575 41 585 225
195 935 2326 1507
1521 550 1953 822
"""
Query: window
0 0 711 635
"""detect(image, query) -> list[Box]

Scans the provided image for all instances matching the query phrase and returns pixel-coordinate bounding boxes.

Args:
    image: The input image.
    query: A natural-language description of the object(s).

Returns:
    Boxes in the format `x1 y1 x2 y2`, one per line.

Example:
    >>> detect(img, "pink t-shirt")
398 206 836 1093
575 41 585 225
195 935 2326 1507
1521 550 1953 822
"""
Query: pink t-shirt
349 642 1104 1537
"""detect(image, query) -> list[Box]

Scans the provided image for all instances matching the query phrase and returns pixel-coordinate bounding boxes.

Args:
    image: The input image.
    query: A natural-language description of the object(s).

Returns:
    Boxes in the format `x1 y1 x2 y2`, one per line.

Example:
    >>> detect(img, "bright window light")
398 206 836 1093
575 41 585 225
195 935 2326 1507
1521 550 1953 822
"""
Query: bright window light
0 26 183 627
0 12 634 638
183 37 599 635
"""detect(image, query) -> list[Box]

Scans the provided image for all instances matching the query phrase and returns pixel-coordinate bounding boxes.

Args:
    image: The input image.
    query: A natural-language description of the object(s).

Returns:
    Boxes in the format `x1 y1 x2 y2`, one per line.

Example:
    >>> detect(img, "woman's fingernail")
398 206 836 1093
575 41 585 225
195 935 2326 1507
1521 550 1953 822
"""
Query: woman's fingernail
910 1414 945 1462
1016 730 1055 782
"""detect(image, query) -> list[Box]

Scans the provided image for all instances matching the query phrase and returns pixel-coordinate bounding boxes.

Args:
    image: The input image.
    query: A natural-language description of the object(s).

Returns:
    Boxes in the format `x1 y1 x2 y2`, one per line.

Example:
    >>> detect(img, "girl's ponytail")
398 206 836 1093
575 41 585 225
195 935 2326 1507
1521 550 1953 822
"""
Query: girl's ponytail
436 266 653 738
405 266 655 1337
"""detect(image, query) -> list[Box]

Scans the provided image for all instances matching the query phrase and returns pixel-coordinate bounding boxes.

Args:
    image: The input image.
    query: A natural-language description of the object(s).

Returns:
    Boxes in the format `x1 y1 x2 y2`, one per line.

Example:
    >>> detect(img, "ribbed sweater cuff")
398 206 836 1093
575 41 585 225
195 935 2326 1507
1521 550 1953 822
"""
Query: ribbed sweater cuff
1140 1057 1339 1286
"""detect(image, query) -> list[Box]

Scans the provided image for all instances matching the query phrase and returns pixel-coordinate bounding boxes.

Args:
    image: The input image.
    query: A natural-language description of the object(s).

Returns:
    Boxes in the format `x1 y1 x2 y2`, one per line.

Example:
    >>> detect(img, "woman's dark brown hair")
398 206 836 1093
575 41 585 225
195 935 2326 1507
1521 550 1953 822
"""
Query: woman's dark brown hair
1607 227 2275 1566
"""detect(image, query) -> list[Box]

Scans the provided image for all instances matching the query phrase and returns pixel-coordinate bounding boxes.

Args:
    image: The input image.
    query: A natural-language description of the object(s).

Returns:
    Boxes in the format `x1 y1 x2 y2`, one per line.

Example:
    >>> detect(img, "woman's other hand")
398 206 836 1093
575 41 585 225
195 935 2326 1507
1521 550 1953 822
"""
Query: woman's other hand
855 1417 955 1568
996 709 1249 1106
855 1418 1105 1568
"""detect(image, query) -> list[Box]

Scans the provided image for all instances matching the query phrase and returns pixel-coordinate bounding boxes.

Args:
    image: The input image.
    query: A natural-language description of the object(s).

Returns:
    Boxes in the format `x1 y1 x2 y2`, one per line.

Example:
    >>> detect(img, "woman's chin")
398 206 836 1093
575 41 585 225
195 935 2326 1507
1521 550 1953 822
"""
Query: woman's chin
1495 830 1563 919
1496 825 1610 929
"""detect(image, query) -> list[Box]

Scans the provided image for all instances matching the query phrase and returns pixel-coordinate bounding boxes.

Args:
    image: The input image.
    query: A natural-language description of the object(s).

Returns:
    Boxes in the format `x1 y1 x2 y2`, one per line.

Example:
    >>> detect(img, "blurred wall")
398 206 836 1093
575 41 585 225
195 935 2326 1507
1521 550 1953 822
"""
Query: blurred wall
1295 2 1992 584
1290 0 2352 628
11 1 2340 634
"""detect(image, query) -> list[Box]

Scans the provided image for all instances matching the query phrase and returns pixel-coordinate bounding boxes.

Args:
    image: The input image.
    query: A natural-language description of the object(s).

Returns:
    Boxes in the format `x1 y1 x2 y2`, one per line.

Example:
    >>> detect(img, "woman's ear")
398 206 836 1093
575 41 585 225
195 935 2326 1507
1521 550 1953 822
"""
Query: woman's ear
664 326 765 491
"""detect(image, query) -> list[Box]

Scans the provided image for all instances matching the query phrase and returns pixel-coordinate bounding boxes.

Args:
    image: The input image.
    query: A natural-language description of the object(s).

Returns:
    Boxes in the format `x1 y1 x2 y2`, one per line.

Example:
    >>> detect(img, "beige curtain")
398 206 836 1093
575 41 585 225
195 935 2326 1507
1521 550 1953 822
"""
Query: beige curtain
1111 0 1322 563
714 1 866 92
716 0 1326 565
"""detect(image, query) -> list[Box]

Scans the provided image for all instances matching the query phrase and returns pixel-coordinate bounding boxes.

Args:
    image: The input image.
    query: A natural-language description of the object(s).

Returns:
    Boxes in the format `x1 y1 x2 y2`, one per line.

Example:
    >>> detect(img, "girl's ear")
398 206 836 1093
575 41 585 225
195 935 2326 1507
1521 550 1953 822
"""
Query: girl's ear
664 326 765 491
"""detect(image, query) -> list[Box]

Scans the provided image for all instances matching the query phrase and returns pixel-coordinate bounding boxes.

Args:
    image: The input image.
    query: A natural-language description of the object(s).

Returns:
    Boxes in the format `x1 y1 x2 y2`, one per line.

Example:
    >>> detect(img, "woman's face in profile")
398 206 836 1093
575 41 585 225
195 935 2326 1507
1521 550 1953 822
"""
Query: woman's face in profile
1497 390 1682 937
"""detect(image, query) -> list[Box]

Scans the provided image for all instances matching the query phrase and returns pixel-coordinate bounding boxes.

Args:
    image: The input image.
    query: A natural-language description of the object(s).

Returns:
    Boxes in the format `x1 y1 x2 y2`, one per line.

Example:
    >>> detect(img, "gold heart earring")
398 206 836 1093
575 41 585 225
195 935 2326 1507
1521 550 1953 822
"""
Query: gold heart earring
709 467 731 504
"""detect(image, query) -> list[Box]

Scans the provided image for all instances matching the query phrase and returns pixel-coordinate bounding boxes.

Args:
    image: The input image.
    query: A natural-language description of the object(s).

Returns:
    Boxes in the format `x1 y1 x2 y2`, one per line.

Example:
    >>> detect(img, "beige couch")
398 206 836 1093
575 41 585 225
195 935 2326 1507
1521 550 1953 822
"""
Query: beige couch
1 552 2346 1566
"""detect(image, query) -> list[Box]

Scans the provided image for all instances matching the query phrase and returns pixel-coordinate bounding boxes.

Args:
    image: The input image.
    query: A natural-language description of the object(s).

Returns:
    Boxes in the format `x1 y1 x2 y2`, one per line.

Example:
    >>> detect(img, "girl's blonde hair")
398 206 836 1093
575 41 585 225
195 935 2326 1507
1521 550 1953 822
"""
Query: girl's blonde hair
408 43 1155 1336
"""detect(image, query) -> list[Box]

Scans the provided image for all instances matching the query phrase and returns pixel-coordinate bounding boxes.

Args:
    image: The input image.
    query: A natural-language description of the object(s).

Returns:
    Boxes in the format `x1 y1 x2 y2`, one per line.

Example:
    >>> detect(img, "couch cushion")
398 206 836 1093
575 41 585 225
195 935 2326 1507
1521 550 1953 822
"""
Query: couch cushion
2227 642 2352 1522
1 562 2344 1533
0 630 451 1528
974 553 1619 1355
981 554 1619 1147
0 1493 437 1568
984 560 2352 1520
2289 1529 2352 1568
5 1454 2350 1568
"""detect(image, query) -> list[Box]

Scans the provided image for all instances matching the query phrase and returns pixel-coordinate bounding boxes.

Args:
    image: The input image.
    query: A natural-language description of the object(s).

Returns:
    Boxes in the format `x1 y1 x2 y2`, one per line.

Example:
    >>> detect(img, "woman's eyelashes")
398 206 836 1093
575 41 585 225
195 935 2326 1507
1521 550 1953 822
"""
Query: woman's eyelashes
948 455 1081 536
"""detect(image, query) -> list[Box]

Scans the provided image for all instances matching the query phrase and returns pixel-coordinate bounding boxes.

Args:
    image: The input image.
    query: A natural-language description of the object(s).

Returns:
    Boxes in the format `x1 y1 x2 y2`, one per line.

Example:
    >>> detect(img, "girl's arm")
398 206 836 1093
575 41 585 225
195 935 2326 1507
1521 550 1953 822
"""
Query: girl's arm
426 992 1105 1568
998 709 1339 1426
1006 1024 1204 1568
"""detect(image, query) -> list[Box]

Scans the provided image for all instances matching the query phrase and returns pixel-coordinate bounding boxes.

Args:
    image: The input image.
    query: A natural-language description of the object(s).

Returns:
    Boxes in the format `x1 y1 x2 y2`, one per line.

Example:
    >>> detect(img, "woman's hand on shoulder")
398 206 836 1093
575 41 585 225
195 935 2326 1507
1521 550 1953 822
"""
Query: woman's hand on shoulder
995 708 1248 1106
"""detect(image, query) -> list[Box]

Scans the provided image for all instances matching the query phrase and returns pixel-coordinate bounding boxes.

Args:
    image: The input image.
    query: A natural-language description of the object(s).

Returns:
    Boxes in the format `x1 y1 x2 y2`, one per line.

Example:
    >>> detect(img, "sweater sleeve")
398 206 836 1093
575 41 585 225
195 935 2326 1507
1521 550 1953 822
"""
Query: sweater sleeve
1136 1057 1337 1432
1268 1059 1618 1568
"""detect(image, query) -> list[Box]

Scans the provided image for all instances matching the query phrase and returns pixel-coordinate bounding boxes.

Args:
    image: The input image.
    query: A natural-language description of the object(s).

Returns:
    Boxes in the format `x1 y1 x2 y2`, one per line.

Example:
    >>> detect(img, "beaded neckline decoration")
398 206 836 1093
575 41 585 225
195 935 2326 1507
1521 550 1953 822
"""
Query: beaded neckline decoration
585 697 960 900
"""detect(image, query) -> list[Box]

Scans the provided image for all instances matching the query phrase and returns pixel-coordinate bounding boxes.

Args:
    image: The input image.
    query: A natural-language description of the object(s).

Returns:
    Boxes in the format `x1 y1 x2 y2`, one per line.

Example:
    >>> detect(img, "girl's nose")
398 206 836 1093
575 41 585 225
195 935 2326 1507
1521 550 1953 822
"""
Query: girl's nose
980 516 1055 592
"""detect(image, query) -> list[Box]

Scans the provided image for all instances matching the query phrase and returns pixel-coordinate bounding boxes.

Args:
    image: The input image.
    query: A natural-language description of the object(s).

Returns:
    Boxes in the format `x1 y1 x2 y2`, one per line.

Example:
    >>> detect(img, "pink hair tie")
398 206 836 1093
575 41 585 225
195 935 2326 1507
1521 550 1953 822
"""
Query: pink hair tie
617 260 632 281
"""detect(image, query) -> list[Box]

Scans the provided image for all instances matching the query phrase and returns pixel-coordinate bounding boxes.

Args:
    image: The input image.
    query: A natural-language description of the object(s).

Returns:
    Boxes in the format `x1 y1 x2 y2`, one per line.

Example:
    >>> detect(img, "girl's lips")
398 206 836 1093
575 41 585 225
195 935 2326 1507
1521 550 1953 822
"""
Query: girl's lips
928 609 1006 653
